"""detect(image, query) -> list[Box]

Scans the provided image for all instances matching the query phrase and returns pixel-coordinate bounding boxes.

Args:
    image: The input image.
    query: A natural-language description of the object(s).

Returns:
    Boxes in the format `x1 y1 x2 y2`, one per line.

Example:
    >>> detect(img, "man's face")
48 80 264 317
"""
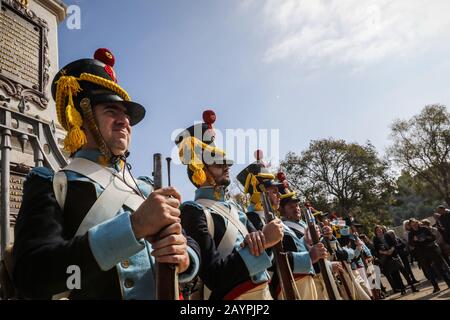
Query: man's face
437 207 445 215
411 221 419 230
323 226 333 239
92 103 131 155
281 201 301 221
205 164 231 187
266 185 280 210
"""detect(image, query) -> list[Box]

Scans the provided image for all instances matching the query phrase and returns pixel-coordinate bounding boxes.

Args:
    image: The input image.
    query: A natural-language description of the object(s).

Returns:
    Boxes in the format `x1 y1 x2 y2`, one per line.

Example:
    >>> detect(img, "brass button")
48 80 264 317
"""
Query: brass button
124 279 134 288
121 260 130 268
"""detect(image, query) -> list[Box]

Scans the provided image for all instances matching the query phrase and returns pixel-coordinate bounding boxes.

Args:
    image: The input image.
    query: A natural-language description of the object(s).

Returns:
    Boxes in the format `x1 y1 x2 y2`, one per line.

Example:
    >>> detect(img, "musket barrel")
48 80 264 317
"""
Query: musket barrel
166 157 172 186
305 207 338 300
153 153 179 300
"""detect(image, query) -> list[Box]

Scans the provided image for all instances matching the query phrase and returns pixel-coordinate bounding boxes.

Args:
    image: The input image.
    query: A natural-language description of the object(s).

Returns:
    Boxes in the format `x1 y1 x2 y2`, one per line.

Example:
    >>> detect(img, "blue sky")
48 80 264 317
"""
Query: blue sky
58 0 450 200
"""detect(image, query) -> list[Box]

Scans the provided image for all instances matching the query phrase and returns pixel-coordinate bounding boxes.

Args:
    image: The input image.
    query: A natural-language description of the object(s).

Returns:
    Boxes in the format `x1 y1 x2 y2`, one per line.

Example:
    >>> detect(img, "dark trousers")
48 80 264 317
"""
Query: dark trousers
416 246 450 287
383 271 397 291
389 265 414 290
399 253 417 281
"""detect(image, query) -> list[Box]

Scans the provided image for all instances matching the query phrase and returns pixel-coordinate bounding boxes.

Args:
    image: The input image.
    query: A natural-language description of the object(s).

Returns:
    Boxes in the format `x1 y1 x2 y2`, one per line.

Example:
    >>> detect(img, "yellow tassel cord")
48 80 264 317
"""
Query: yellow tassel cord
55 73 131 154
79 73 130 101
55 76 86 153
178 136 226 186
244 172 277 212
55 76 82 130
250 192 263 211
64 102 86 153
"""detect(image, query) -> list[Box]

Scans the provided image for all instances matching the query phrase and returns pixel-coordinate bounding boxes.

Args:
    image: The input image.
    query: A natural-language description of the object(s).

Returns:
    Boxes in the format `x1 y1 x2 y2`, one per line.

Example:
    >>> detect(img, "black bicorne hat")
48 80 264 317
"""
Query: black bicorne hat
175 110 233 186
236 150 282 195
276 172 300 206
51 48 146 154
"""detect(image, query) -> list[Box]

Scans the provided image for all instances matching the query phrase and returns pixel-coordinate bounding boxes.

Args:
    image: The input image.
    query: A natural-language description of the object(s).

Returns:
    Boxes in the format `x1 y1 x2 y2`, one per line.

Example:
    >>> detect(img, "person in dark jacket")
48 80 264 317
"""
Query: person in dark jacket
386 230 418 284
434 205 450 266
408 218 450 293
373 226 418 295
436 205 450 245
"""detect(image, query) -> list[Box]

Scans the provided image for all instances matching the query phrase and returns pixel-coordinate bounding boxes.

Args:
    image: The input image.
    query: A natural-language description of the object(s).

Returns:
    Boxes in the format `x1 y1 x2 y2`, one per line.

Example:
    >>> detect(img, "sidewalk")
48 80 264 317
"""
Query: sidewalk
383 264 450 300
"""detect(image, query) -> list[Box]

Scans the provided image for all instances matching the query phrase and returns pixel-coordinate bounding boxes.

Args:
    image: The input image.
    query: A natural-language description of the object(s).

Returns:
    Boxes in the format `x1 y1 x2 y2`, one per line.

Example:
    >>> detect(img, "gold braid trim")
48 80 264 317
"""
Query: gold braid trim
54 73 131 154
55 73 131 130
280 191 296 199
79 73 130 101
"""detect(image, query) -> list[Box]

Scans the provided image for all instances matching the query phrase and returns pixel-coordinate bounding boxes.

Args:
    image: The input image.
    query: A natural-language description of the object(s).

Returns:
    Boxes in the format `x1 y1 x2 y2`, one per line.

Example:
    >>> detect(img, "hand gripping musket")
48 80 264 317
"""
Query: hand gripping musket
323 236 354 300
334 239 357 300
304 205 338 300
257 180 300 300
153 153 179 300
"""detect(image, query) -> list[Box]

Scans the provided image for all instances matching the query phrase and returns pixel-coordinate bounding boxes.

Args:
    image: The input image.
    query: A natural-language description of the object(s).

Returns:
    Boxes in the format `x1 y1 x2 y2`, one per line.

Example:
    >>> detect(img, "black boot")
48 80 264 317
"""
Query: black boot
433 285 441 293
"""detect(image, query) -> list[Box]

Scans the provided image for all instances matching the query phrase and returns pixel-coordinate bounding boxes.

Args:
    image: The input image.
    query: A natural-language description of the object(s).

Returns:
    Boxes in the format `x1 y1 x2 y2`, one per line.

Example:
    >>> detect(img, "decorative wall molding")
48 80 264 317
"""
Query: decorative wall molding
0 0 51 109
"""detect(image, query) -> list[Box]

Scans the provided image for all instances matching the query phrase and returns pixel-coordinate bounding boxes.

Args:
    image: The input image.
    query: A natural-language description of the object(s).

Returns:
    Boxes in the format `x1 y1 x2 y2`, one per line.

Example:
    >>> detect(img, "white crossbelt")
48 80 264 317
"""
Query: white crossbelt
196 198 249 256
51 158 146 299
56 158 146 237
195 199 249 300
283 220 306 236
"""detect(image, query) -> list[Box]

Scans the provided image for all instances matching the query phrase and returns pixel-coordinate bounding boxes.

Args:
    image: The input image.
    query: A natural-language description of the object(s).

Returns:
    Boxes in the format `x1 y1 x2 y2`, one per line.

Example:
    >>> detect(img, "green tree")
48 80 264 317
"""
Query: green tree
281 138 393 227
388 104 450 206
388 170 443 226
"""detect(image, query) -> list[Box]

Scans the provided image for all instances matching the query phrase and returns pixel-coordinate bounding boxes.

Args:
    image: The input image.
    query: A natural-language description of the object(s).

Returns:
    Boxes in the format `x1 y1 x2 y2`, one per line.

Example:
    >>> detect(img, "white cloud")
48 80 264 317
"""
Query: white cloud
250 0 450 68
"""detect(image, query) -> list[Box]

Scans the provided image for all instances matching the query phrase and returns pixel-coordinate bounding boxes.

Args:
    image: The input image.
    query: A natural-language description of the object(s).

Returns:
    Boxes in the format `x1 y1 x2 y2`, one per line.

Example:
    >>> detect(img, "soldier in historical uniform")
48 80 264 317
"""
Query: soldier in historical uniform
235 157 326 300
275 173 329 300
12 49 200 299
177 111 283 300
332 221 372 300
321 224 369 300
275 173 340 300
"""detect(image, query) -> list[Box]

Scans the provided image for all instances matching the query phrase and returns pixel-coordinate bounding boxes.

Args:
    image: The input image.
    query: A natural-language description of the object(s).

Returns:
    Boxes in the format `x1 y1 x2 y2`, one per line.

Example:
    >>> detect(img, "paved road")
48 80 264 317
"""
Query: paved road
382 263 450 300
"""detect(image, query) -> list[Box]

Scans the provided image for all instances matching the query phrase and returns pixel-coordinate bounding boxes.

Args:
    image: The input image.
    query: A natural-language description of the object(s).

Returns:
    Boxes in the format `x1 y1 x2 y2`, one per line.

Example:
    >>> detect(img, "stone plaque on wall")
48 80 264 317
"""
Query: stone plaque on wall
0 3 42 91
0 0 50 109
0 0 67 259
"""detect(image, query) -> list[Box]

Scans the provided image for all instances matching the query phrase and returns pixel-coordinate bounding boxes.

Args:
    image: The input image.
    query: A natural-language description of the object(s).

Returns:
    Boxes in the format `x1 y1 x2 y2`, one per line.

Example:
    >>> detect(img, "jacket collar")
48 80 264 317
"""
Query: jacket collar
195 186 226 202
74 149 122 172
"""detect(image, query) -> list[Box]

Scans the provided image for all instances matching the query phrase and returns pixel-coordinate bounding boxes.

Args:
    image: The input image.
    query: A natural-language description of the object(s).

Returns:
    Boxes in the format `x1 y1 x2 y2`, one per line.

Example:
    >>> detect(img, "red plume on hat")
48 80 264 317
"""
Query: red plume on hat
277 171 286 182
254 149 263 161
94 48 117 83
277 171 289 189
202 109 216 142
203 110 216 129
255 149 270 167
